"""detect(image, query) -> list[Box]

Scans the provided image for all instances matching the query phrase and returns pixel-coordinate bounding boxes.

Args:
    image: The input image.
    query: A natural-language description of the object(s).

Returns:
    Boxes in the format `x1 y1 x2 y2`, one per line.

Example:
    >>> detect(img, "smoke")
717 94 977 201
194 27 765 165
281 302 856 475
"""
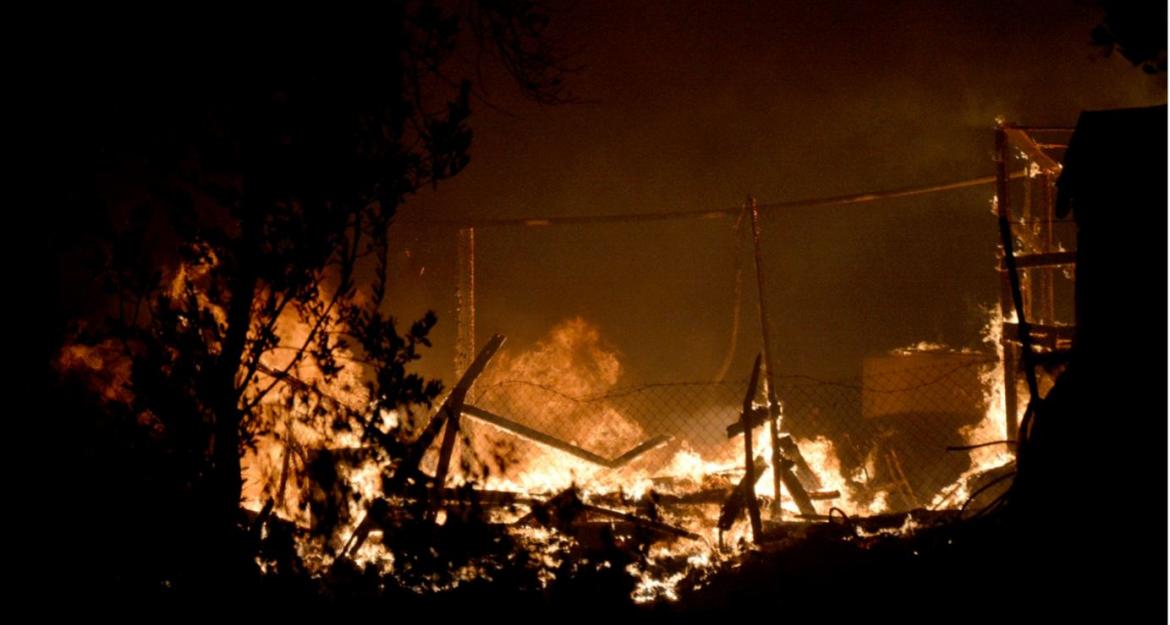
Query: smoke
391 0 1164 387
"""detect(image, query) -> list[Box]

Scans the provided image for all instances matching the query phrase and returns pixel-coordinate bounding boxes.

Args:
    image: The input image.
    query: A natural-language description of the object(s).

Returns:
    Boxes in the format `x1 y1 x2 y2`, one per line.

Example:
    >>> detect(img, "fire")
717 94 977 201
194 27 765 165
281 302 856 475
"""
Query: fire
61 256 1024 601
928 306 1017 509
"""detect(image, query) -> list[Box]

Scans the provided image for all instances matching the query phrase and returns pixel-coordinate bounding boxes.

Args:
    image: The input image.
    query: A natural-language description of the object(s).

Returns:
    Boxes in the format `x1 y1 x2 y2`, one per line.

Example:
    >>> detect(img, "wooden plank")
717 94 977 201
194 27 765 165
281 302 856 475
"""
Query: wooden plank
1002 322 1076 351
778 435 824 491
1005 251 1077 269
579 503 701 540
1005 128 1062 174
724 406 769 438
610 435 674 466
778 459 818 517
462 404 672 468
431 406 464 496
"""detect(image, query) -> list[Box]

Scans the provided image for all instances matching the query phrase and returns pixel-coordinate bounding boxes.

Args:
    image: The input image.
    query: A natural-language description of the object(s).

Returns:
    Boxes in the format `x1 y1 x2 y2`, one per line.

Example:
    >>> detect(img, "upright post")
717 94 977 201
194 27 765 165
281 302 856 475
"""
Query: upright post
455 227 476 378
747 196 785 516
741 355 764 542
996 125 1040 442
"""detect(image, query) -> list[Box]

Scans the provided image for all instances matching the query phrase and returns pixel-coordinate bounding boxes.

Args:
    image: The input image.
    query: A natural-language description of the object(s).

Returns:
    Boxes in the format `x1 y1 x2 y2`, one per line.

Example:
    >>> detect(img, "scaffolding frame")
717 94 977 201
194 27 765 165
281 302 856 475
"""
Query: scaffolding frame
994 123 1076 442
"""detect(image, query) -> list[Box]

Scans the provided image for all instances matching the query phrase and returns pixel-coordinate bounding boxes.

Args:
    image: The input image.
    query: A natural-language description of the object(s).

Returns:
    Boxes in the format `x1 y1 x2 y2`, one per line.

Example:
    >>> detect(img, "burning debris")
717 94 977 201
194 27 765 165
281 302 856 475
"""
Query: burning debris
210 302 1026 605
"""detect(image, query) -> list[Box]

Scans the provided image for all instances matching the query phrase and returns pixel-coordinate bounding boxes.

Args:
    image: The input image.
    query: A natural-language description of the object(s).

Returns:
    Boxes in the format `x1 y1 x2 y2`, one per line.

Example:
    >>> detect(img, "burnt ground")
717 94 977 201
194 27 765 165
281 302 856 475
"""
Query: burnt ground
61 507 1156 622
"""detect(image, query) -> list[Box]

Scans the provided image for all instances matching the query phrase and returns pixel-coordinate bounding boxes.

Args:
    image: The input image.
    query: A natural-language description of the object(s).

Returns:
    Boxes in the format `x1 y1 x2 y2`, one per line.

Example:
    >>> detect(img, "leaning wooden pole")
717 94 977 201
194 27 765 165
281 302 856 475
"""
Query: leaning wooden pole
431 334 506 498
748 197 784 517
995 124 1041 442
741 354 765 542
390 334 505 491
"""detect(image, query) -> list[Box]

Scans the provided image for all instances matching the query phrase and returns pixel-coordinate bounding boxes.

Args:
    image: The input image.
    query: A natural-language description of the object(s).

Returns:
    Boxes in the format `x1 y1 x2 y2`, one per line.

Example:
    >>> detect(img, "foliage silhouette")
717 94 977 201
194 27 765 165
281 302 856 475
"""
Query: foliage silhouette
48 2 574 598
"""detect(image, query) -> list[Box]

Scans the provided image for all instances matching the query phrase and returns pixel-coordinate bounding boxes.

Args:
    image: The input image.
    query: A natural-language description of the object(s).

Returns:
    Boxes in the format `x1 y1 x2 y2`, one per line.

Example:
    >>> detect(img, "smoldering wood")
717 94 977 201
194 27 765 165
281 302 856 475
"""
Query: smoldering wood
461 404 672 468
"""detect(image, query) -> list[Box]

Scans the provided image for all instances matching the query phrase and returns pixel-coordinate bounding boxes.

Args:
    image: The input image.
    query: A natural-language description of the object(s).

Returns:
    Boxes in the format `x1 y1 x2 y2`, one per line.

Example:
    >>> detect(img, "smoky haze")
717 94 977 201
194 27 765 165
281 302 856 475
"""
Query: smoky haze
387 0 1165 387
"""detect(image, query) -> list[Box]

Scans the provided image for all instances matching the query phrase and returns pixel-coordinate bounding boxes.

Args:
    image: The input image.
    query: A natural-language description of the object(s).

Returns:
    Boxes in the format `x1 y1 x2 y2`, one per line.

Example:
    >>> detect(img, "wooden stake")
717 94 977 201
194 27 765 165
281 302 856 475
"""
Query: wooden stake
748 197 785 515
741 354 764 542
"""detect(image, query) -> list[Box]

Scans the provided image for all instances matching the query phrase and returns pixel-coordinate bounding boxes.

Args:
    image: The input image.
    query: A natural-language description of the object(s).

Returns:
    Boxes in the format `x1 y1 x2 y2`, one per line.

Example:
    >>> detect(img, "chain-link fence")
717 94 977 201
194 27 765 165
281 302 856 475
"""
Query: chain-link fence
439 352 1006 516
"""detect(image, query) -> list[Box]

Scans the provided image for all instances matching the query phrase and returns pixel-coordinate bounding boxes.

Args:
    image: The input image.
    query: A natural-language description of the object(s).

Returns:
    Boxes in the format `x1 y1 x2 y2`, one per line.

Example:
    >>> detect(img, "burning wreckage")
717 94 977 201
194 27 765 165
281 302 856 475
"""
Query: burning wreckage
59 120 1134 608
237 306 1024 604
222 123 1095 605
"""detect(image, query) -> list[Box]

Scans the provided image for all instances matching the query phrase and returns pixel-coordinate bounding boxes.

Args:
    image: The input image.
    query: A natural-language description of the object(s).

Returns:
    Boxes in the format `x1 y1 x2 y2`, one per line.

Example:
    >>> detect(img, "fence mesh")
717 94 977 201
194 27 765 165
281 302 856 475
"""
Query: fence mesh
439 353 1007 516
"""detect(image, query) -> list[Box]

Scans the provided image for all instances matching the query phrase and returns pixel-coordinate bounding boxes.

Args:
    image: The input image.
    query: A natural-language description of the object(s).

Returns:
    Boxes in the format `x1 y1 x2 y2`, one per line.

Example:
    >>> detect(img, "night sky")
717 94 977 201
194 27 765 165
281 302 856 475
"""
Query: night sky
384 0 1164 386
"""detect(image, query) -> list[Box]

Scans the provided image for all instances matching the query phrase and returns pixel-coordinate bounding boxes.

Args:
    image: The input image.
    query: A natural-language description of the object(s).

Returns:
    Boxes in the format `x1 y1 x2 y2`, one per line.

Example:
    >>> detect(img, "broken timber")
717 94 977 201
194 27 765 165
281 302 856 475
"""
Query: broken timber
461 404 671 468
725 406 771 438
778 435 824 492
777 458 818 517
724 361 825 520
519 486 699 541
579 503 700 540
389 334 506 491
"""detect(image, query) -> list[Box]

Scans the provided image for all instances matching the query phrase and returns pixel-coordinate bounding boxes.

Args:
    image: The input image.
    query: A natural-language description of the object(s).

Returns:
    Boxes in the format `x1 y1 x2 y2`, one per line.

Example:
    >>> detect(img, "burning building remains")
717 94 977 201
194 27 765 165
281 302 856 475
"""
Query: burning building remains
51 100 1165 616
129 124 1067 604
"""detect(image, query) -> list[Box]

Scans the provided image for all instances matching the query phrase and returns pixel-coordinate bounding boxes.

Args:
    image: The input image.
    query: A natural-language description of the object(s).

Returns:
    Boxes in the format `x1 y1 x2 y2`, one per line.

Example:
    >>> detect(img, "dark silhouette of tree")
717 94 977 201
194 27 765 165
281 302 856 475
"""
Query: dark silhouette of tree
48 2 574 596
1091 0 1167 73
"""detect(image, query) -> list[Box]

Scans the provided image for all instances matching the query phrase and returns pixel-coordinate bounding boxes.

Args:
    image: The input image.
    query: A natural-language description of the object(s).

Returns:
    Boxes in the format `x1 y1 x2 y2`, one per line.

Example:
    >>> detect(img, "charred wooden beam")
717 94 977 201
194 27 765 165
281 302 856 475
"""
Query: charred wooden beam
777 435 824 492
724 406 770 438
739 355 764 541
462 404 671 468
1007 251 1077 270
718 455 767 532
340 498 394 560
1001 322 1076 350
1004 128 1063 174
578 503 701 540
517 486 700 541
431 335 506 496
389 334 505 490
515 486 584 530
587 488 739 507
778 459 818 517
